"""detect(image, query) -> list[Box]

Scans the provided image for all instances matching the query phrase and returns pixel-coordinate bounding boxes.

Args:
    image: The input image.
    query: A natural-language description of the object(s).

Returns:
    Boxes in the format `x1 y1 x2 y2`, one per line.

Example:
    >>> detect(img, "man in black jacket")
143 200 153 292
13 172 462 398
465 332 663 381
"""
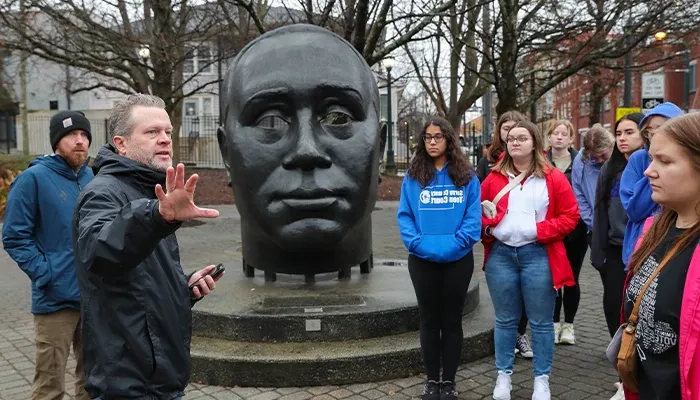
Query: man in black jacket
72 94 221 399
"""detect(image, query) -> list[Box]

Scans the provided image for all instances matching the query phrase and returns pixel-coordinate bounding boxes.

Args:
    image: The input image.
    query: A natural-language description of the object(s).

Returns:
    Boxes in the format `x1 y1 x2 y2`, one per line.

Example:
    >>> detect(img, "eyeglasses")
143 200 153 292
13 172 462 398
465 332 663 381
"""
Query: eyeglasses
423 134 445 143
506 136 530 144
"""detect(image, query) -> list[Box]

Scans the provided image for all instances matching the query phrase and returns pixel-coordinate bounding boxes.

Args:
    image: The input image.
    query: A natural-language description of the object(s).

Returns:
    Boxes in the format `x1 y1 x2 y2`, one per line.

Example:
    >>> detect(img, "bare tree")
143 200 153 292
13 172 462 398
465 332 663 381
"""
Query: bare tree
402 0 489 130
468 0 700 116
0 0 266 162
219 0 459 67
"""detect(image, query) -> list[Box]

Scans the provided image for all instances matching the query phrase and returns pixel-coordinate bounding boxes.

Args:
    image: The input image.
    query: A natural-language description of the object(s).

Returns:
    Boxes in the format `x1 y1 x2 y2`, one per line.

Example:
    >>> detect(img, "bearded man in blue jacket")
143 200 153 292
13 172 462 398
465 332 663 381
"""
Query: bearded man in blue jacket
2 110 93 400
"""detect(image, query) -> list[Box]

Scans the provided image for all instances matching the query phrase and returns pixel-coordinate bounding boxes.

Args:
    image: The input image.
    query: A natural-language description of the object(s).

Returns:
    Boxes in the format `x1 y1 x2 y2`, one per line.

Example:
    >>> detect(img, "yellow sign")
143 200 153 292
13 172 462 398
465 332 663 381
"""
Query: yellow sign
616 107 642 121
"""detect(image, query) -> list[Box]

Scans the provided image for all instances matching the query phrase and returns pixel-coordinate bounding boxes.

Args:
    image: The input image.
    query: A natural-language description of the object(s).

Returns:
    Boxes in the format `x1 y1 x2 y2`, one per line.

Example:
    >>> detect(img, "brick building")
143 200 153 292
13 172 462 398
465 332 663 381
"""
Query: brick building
549 39 700 147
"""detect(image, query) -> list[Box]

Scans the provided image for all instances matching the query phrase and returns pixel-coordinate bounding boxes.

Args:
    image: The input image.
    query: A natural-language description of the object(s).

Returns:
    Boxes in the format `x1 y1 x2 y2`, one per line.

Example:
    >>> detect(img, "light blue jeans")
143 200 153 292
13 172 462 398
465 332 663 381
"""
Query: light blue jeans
485 241 557 377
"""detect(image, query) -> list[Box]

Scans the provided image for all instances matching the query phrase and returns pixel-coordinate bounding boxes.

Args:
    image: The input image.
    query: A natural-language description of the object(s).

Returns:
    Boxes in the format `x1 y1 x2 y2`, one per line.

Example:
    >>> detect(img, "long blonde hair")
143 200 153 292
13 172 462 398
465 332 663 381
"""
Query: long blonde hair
493 120 550 178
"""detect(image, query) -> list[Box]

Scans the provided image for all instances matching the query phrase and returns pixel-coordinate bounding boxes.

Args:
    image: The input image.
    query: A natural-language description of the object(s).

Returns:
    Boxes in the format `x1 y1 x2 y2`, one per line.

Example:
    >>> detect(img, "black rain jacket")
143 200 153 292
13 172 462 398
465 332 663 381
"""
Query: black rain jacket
72 144 193 400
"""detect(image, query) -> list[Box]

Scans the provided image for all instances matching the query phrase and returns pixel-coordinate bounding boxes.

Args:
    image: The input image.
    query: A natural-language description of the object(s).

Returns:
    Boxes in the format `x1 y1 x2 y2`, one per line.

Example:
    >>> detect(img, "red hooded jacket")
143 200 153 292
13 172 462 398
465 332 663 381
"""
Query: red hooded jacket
480 164 579 289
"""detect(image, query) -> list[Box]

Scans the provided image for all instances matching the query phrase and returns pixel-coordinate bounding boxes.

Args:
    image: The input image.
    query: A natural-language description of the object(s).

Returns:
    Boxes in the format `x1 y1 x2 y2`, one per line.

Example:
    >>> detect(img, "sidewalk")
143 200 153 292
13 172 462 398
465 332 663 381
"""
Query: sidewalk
0 203 619 399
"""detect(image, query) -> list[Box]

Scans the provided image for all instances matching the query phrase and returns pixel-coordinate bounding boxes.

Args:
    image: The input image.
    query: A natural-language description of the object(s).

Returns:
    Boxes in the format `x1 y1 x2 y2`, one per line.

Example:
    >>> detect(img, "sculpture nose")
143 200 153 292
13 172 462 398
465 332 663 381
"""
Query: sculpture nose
282 111 332 171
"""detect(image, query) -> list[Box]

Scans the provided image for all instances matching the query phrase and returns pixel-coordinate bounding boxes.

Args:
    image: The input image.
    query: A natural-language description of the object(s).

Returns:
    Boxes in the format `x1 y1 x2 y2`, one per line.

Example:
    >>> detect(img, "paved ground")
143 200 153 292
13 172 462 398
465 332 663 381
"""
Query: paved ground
0 202 620 399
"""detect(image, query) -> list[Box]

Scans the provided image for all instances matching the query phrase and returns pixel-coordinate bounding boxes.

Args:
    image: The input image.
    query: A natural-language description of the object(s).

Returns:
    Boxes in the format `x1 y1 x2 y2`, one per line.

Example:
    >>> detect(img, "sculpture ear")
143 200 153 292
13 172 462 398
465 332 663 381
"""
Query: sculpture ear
216 125 228 161
217 125 233 187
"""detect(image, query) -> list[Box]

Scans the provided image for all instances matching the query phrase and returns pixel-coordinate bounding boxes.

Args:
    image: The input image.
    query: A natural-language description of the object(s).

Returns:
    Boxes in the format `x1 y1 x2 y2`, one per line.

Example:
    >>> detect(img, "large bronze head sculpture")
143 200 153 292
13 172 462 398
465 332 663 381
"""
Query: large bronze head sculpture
217 24 381 276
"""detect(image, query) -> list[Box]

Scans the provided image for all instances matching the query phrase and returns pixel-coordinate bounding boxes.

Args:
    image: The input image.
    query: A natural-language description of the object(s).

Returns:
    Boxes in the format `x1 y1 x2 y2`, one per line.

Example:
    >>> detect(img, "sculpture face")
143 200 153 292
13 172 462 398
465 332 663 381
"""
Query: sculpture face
219 28 380 256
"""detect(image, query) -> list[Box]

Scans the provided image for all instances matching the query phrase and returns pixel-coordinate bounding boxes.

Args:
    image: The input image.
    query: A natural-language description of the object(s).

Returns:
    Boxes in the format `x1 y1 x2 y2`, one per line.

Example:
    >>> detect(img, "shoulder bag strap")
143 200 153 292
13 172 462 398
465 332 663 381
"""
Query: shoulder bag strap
628 240 683 324
492 171 527 206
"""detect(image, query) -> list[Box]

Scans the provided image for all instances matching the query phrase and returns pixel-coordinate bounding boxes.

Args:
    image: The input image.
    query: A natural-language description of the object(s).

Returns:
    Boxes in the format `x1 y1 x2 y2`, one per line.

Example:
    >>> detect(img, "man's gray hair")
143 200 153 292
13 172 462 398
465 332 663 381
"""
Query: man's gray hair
108 94 166 141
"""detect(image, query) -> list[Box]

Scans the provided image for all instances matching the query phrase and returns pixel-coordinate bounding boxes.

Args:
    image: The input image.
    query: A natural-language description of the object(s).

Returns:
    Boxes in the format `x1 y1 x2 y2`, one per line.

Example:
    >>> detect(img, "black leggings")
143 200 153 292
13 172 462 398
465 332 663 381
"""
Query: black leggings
408 252 474 382
599 245 627 338
554 221 589 323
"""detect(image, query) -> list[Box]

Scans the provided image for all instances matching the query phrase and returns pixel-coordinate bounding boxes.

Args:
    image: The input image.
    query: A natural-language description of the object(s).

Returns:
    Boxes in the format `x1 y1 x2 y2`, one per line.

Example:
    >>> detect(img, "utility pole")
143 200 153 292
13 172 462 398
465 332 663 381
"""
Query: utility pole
19 0 29 155
482 1 493 142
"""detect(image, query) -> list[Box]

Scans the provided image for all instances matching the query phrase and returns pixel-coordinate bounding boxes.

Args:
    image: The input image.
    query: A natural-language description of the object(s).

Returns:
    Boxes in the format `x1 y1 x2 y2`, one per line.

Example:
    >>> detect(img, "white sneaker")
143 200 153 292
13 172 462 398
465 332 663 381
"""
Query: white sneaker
553 323 561 344
560 323 576 345
532 375 551 400
610 382 625 400
493 371 512 400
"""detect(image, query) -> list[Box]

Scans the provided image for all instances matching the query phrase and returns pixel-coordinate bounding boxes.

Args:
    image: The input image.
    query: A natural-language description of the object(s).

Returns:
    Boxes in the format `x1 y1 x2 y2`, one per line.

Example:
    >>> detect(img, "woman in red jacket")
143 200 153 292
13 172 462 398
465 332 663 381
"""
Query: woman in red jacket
481 120 579 400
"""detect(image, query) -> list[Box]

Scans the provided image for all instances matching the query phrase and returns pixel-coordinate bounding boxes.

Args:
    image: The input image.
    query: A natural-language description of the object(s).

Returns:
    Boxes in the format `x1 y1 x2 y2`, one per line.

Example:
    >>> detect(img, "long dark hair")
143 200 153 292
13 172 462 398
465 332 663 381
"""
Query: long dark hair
597 112 645 206
407 117 474 187
629 113 700 273
487 110 528 163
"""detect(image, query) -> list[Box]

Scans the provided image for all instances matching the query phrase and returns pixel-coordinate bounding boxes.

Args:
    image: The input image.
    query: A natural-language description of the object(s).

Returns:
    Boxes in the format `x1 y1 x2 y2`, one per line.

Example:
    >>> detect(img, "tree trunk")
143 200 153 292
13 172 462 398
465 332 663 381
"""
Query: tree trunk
588 77 603 126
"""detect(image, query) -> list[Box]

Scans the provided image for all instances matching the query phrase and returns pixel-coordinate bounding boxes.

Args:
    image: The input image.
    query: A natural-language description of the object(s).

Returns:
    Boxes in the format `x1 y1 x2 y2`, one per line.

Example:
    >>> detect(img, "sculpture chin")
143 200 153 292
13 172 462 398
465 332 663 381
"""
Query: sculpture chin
276 219 346 249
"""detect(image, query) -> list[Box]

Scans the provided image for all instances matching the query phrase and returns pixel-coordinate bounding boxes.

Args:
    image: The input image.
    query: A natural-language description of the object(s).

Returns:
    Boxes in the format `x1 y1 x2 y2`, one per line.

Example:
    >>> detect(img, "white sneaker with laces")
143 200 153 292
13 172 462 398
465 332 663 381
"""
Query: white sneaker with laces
553 323 561 344
532 375 551 400
610 382 625 400
493 371 512 400
560 323 576 345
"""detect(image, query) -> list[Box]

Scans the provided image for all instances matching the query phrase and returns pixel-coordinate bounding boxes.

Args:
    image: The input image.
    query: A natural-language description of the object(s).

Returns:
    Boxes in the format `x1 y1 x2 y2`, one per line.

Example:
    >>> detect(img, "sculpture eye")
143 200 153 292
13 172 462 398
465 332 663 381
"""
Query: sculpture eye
320 111 353 126
255 113 289 130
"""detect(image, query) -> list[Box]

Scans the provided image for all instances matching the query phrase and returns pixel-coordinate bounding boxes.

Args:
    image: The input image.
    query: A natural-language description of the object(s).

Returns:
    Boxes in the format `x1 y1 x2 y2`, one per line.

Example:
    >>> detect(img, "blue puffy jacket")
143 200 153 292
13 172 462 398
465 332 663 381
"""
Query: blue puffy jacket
2 155 93 314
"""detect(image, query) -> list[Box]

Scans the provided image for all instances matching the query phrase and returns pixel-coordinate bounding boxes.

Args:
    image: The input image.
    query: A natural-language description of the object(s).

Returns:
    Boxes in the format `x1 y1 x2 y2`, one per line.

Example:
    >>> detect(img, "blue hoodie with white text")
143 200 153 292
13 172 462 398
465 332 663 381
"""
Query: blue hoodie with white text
620 102 683 266
397 166 481 263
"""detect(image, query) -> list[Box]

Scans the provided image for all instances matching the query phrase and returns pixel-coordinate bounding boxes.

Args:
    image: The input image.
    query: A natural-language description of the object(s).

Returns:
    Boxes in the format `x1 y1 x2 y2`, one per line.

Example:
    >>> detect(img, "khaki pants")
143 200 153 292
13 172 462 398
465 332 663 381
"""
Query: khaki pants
32 308 89 400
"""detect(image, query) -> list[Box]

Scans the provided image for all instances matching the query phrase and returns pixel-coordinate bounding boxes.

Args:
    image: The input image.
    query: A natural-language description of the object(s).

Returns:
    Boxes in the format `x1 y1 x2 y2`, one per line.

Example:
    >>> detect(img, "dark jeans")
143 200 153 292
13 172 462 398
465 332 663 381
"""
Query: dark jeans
554 221 589 323
408 252 474 382
599 245 627 338
518 308 528 335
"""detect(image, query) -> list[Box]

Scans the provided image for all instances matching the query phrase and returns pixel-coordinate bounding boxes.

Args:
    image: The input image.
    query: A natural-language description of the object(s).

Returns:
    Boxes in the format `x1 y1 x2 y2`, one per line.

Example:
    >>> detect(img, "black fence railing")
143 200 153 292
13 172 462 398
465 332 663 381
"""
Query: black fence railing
0 114 17 155
179 115 223 168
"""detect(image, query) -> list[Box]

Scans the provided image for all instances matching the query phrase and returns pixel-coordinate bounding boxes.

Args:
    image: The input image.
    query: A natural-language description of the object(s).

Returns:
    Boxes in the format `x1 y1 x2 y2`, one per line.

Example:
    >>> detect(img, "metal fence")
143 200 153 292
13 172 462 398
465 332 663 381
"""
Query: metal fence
10 114 488 172
9 114 227 168
180 115 224 168
389 121 487 173
0 114 17 154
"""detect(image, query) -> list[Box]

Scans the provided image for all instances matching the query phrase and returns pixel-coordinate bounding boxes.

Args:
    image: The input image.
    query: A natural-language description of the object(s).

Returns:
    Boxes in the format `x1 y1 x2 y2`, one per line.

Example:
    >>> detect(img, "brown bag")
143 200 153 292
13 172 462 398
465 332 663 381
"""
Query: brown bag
616 241 681 392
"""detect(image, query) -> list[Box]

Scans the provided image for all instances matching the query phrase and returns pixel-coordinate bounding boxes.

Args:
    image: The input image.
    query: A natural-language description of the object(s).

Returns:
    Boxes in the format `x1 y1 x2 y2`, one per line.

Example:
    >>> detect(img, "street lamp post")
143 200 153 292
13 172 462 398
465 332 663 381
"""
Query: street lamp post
383 57 396 172
623 21 633 107
684 49 691 112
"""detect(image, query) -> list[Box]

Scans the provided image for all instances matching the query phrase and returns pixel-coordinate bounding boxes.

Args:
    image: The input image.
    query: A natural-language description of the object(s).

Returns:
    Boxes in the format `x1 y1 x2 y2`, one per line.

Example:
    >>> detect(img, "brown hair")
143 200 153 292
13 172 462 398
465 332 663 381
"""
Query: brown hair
629 113 700 274
581 123 614 160
407 116 474 187
487 110 528 163
493 120 550 179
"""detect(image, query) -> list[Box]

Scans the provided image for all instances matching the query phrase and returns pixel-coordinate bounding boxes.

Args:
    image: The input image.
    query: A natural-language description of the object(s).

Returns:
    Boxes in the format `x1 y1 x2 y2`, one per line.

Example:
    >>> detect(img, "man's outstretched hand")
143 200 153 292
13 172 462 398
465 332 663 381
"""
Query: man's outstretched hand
155 163 220 222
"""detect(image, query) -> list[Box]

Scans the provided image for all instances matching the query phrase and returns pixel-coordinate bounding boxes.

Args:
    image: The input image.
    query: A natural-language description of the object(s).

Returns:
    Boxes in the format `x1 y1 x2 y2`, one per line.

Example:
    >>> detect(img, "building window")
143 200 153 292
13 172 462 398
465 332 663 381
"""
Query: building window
198 46 213 74
604 94 611 110
580 94 588 116
183 45 214 74
49 100 58 110
689 63 697 92
184 100 198 117
617 85 624 107
183 46 195 74
202 97 213 129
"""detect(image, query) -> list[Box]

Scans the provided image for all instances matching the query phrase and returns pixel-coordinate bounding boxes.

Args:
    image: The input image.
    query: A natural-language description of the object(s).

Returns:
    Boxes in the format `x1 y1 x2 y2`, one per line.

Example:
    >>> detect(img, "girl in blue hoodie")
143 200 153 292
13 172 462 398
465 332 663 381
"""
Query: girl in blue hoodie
397 116 481 400
620 102 684 267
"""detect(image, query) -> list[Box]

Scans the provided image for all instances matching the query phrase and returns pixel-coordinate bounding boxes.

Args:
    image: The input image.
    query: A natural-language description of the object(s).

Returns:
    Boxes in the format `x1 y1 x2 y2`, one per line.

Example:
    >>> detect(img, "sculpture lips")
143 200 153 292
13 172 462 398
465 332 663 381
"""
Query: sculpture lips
281 197 338 211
